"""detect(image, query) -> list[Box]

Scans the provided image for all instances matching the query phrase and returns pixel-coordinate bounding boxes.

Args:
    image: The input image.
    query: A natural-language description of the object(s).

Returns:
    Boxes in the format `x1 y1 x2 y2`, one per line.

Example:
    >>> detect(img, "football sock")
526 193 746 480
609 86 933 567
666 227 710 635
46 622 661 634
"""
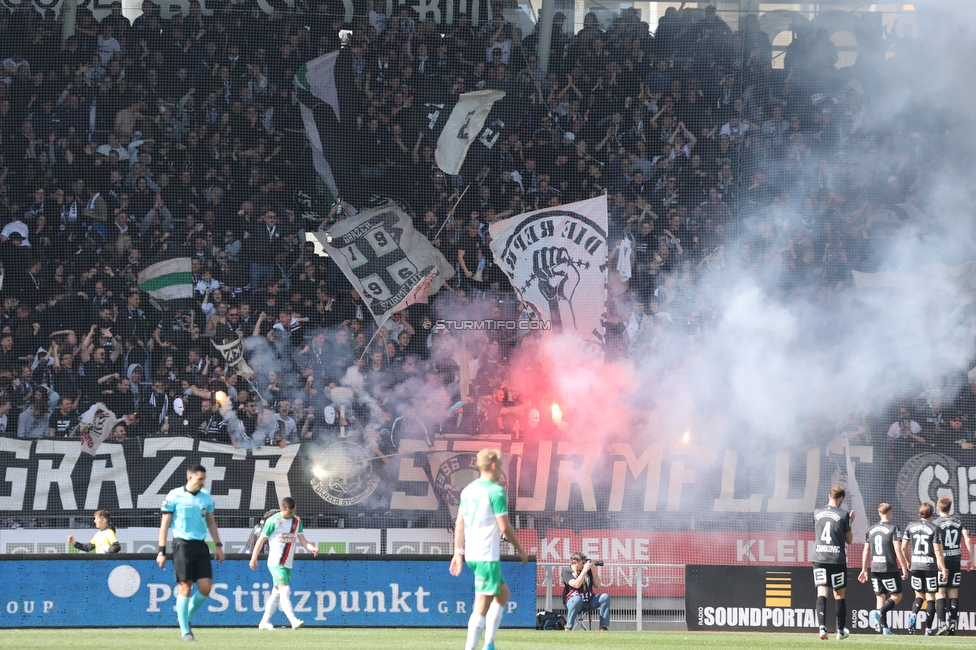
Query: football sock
816 596 826 628
176 594 191 636
835 598 847 632
484 601 504 644
936 598 947 628
912 597 923 614
188 591 208 618
880 597 896 627
950 597 960 625
927 601 939 629
465 613 486 650
277 585 298 623
261 589 280 624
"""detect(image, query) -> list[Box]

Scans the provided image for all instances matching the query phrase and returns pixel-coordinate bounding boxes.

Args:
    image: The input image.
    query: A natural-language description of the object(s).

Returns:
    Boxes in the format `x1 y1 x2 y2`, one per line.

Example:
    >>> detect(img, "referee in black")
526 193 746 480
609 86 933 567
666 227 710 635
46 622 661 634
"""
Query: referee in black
157 464 226 642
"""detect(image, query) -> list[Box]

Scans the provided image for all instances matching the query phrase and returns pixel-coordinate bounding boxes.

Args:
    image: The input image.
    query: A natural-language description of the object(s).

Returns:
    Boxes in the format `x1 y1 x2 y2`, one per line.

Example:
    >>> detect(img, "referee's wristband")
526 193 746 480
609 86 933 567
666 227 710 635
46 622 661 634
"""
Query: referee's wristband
157 547 165 555
454 549 464 555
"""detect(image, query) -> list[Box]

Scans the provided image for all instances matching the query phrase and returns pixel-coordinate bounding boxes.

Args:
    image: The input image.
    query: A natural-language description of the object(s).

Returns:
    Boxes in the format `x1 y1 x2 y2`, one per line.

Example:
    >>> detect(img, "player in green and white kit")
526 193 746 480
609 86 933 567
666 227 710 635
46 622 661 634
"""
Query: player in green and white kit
249 497 319 629
450 449 528 650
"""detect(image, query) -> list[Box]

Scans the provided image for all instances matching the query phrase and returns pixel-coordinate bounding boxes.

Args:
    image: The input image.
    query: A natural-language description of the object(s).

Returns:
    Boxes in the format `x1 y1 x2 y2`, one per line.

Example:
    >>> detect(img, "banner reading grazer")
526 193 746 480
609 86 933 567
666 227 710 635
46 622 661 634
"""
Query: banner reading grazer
313 206 453 325
489 196 608 342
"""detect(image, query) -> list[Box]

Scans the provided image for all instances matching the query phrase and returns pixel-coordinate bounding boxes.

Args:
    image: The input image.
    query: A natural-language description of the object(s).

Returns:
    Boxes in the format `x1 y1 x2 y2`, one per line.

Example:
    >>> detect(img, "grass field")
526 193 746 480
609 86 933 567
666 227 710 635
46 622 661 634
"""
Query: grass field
0 628 973 649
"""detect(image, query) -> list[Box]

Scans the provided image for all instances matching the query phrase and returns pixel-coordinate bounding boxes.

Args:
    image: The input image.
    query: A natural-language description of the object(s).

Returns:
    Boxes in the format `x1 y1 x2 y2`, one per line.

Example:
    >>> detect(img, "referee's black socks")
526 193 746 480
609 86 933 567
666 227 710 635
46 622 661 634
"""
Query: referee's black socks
835 598 847 631
816 596 827 628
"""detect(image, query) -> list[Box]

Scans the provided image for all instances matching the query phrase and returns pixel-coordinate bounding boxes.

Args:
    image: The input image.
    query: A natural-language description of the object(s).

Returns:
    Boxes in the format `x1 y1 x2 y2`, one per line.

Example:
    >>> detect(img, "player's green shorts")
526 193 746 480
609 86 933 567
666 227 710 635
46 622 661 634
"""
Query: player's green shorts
269 566 293 586
467 560 505 595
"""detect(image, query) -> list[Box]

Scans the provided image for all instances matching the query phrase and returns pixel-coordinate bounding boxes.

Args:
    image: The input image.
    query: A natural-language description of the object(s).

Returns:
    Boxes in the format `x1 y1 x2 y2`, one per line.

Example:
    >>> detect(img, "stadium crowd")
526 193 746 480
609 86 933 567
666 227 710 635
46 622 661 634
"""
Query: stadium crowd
0 1 966 459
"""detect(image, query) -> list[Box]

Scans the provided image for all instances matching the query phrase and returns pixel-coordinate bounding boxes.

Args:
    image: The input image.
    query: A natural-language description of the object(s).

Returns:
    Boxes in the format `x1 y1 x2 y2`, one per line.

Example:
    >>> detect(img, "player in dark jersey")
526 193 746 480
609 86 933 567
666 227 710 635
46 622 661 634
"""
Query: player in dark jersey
901 502 948 635
857 502 909 635
934 496 973 635
811 484 855 640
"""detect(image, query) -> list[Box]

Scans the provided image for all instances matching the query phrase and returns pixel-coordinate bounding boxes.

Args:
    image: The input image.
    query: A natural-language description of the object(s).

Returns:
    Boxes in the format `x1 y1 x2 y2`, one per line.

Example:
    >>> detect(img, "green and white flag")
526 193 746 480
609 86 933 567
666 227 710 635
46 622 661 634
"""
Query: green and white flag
295 51 341 123
295 51 341 200
138 257 193 300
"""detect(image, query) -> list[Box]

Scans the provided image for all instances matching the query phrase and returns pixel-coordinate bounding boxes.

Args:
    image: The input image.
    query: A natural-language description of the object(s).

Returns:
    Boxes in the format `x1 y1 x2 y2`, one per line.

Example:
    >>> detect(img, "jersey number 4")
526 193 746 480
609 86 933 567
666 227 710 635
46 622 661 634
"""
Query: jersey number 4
821 526 834 543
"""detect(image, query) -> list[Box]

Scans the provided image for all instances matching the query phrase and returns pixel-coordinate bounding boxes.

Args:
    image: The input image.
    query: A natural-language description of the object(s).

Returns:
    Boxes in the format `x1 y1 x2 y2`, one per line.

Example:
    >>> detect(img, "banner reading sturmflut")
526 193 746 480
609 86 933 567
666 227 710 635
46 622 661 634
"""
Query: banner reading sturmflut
313 206 454 324
434 89 505 175
489 196 608 343
137 258 193 300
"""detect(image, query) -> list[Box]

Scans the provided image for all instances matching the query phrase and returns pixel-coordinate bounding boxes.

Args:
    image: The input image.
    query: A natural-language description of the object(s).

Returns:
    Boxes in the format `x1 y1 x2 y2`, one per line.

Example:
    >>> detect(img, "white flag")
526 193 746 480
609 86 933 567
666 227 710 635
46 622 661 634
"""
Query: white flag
434 89 505 175
489 196 609 344
212 338 255 380
313 205 454 325
78 403 119 456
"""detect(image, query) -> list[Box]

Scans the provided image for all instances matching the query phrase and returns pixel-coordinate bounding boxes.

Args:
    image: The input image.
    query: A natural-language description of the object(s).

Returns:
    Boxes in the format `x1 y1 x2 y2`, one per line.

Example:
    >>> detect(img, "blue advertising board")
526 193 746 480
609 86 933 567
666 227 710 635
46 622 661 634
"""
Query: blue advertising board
0 555 536 628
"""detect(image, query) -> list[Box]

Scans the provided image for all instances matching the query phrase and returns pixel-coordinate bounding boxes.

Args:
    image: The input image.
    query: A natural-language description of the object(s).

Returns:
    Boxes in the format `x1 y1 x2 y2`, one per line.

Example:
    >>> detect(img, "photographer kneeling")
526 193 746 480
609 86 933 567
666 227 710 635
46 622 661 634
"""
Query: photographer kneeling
562 552 610 631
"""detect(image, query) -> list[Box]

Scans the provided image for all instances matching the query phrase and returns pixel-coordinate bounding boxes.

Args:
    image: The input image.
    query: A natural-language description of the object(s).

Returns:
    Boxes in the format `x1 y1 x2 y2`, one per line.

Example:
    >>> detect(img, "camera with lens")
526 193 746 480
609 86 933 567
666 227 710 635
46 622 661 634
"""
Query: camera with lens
592 560 604 566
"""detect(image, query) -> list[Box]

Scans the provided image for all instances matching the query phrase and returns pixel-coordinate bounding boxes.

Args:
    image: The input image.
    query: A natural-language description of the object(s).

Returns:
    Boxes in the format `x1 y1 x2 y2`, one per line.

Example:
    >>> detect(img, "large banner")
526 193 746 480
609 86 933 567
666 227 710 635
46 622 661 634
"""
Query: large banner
686 565 976 635
3 436 976 550
0 556 535 628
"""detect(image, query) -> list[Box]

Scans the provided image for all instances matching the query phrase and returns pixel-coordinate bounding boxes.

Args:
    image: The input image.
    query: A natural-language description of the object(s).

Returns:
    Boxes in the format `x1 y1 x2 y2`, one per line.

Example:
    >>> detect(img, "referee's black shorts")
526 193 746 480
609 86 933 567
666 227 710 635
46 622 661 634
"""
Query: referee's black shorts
173 538 213 583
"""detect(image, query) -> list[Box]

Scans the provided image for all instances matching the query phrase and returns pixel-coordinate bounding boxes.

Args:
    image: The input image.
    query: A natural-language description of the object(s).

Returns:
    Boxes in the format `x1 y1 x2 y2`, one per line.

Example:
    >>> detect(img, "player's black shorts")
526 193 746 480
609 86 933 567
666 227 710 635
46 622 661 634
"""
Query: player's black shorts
910 570 939 594
173 538 213 583
813 563 847 590
939 564 962 589
870 572 903 595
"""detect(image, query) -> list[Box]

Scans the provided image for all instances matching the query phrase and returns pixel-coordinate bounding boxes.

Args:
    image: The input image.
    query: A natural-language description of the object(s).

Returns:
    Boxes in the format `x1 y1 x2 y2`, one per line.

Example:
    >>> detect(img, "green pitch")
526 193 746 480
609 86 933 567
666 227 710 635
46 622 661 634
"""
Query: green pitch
0 629 973 649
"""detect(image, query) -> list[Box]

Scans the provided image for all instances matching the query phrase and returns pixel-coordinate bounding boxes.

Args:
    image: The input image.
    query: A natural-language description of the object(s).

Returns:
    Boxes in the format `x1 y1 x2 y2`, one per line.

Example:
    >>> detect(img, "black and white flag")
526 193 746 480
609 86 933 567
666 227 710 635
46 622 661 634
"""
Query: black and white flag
434 90 505 175
294 51 342 202
212 338 256 380
78 403 119 457
313 206 454 324
489 196 609 344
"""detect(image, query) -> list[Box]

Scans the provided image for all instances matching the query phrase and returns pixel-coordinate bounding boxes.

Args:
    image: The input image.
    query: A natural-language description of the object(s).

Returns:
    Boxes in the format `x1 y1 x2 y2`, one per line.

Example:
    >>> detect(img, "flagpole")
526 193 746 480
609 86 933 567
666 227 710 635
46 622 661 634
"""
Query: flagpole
434 183 472 240
358 313 393 363
245 377 268 404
